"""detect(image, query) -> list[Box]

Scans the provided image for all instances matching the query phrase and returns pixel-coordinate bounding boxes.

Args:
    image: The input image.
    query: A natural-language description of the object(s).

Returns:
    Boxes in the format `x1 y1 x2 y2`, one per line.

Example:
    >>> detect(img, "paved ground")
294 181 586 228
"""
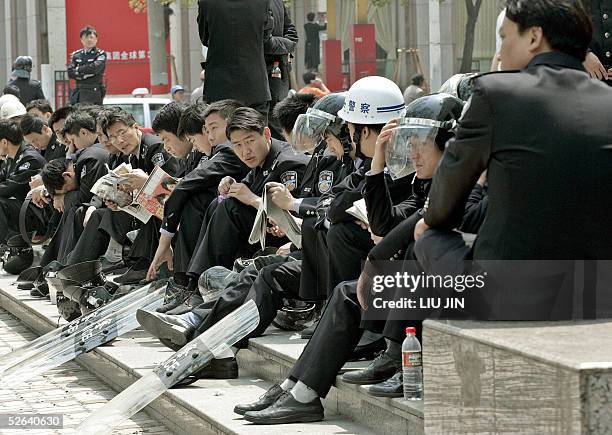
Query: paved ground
0 307 172 435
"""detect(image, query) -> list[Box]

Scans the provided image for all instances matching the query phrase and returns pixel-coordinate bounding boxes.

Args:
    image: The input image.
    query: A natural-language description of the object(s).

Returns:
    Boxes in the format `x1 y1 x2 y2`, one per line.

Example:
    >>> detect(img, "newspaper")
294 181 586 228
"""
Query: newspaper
249 183 302 250
90 164 177 224
346 198 369 225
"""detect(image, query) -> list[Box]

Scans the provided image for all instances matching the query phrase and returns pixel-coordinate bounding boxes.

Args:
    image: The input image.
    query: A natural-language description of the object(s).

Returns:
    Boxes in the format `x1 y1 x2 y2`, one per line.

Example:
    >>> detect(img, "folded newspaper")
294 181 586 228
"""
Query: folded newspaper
346 198 369 225
91 164 177 223
249 183 302 250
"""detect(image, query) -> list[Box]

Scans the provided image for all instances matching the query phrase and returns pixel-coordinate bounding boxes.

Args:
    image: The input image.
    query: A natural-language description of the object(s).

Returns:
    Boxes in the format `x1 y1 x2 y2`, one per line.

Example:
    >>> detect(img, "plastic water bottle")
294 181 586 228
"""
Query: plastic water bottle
402 326 423 400
271 61 282 79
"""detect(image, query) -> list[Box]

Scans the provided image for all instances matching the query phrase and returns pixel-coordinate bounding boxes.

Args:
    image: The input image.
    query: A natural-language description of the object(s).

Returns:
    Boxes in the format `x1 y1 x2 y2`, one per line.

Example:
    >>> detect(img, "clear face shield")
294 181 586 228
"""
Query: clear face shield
291 108 337 154
386 118 442 180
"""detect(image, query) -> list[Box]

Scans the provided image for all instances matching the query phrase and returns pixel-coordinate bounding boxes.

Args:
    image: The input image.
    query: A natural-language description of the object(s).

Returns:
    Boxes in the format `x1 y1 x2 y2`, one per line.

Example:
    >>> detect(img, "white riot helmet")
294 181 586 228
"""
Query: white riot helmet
0 99 26 120
337 76 405 125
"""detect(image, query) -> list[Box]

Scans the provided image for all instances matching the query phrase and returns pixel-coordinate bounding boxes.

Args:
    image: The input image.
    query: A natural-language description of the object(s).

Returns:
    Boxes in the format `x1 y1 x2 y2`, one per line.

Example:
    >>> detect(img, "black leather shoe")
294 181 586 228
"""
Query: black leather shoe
299 320 318 339
30 283 49 298
349 337 386 362
243 391 324 424
136 309 195 347
367 371 403 398
165 291 203 315
114 266 147 285
341 352 401 385
156 279 189 313
171 357 239 388
234 384 284 415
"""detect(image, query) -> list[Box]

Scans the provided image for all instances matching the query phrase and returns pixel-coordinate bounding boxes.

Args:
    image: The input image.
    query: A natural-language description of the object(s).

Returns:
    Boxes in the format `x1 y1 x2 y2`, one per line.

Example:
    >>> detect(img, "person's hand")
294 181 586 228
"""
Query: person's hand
608 67 612 78
122 170 148 190
267 182 295 211
477 170 487 187
53 195 65 213
357 268 371 310
371 234 383 245
29 174 43 190
84 205 96 226
584 52 608 80
414 218 429 241
30 186 50 208
276 242 292 256
371 119 398 174
147 236 174 281
219 176 236 195
354 220 369 231
228 182 259 207
105 199 119 211
267 219 286 238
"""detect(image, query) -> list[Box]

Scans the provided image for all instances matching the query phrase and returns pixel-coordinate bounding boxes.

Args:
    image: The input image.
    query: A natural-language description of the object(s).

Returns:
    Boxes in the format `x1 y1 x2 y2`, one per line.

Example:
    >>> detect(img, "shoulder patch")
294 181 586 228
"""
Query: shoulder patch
318 170 334 194
18 162 31 171
152 152 166 167
280 170 298 191
81 165 87 178
198 156 209 167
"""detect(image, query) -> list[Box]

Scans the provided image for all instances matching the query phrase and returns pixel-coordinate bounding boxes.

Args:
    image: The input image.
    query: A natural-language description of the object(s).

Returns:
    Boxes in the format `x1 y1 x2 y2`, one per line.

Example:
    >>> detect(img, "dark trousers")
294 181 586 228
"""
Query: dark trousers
173 192 217 274
193 258 302 342
128 217 161 263
289 280 363 398
299 217 329 301
42 206 86 266
188 198 258 278
326 221 374 292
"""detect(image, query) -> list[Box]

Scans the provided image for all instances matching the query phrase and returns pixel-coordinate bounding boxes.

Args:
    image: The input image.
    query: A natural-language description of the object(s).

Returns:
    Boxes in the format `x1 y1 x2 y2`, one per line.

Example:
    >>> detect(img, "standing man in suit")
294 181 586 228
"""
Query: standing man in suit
197 0 272 118
583 0 612 83
414 0 612 320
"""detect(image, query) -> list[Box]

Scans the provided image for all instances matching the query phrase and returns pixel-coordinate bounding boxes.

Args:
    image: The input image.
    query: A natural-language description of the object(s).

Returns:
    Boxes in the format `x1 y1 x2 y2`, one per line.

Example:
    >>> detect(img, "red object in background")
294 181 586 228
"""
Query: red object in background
349 24 377 85
65 0 171 95
322 39 344 92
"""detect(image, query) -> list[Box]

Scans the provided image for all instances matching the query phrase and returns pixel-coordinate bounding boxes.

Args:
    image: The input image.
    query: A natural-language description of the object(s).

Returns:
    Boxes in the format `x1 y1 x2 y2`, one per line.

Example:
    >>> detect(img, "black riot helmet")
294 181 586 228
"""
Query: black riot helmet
312 92 353 161
12 56 33 79
404 93 465 151
438 73 478 102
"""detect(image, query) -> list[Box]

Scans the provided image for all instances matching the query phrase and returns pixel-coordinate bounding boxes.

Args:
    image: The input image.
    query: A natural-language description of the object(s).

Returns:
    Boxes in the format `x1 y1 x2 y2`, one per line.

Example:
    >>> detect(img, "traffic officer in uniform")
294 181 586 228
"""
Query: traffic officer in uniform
186 107 309 281
20 113 66 162
7 56 45 106
64 108 180 280
0 119 48 249
67 26 107 105
146 101 249 294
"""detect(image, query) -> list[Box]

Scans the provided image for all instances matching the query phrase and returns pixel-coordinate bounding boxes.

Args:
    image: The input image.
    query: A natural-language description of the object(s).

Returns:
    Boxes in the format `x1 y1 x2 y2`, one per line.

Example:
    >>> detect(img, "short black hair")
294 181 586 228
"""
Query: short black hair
0 119 23 145
62 112 97 136
226 107 267 139
505 0 592 61
303 72 316 85
177 103 208 138
307 12 316 21
152 102 184 136
41 158 71 196
80 25 97 38
26 99 53 115
49 106 76 130
273 93 317 133
19 113 46 136
2 84 20 97
411 74 425 86
100 107 136 136
203 99 243 122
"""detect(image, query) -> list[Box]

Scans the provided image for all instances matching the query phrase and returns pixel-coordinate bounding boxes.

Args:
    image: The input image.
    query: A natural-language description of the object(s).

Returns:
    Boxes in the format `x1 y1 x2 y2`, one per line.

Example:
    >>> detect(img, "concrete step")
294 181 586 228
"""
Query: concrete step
0 275 381 434
422 318 612 434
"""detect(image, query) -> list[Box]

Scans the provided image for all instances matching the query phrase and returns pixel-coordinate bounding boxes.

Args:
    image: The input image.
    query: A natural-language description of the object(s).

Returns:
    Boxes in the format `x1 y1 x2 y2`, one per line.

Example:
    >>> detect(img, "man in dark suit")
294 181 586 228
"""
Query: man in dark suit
197 0 272 117
414 0 612 320
583 0 612 83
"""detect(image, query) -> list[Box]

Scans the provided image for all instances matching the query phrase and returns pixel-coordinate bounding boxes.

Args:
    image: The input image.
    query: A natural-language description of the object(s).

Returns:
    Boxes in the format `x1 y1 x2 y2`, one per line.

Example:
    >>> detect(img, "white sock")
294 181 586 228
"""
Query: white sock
179 311 203 327
280 378 296 391
289 381 318 403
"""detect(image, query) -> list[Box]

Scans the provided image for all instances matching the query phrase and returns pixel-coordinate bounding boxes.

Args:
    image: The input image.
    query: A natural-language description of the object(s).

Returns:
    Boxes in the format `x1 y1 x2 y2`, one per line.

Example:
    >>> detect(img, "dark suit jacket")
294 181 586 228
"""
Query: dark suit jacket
423 52 612 260
198 0 271 106
586 0 612 68
266 0 298 103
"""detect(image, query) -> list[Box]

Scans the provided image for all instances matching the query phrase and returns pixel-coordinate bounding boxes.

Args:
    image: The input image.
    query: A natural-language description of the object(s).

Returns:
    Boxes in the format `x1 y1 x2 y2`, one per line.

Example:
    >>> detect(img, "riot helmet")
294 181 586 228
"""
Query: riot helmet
438 73 478 102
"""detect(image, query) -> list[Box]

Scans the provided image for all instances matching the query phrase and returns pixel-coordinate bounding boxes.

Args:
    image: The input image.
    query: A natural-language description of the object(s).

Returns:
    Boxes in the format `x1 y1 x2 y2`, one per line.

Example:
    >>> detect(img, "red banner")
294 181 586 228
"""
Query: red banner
65 0 171 95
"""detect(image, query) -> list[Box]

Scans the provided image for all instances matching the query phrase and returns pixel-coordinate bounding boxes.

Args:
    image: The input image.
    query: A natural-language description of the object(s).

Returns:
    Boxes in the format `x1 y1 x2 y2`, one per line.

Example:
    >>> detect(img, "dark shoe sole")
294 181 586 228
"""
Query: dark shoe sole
341 374 395 385
366 389 404 398
244 412 324 425
136 310 190 347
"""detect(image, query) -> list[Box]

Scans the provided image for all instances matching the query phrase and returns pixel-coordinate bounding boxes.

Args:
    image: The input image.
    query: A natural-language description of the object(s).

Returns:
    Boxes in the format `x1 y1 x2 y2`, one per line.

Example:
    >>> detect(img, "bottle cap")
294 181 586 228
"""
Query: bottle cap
405 327 416 334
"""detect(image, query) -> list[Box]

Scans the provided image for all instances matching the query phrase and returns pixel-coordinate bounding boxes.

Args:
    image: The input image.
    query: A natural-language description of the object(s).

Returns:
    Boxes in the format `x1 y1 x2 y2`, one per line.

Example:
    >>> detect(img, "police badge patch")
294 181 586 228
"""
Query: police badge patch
152 152 166 167
280 171 298 191
81 166 87 178
18 162 31 171
198 156 209 167
318 170 333 194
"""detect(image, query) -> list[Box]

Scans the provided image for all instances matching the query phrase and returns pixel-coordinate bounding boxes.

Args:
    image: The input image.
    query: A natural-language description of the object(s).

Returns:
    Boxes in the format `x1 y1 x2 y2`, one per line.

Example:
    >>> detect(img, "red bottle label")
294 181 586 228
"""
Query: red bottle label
403 351 422 367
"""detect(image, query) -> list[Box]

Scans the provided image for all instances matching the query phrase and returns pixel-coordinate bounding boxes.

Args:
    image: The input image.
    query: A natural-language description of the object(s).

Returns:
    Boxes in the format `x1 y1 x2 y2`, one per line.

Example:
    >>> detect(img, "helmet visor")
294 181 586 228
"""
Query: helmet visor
291 109 336 153
386 118 441 180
